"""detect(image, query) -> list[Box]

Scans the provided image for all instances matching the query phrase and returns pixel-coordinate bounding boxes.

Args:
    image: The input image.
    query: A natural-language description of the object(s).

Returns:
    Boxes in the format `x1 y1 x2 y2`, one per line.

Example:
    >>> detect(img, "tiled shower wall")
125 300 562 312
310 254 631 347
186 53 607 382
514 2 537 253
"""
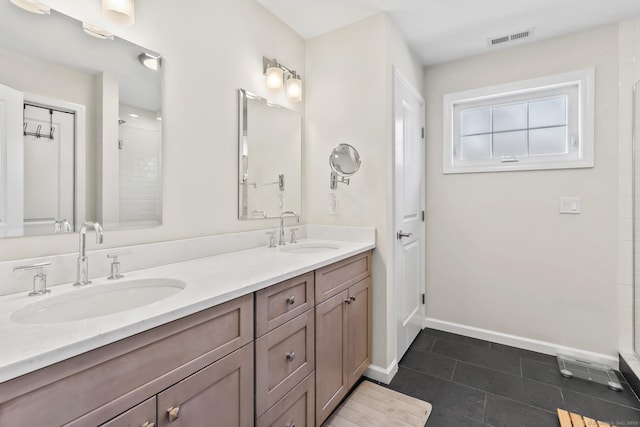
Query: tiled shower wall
619 19 640 374
118 105 162 228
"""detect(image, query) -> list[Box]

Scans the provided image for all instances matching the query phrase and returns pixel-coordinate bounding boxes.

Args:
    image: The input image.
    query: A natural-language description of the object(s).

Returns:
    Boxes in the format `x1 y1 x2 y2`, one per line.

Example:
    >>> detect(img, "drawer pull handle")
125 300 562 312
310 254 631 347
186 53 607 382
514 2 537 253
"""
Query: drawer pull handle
286 422 296 427
167 406 180 423
141 422 155 427
286 351 296 362
286 296 295 305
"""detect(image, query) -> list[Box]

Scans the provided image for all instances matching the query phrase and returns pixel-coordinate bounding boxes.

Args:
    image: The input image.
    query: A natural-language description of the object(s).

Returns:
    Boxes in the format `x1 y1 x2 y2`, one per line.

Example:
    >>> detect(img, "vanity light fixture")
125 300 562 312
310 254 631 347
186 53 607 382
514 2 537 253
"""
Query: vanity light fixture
138 52 161 71
265 59 284 91
10 0 50 14
82 22 114 40
102 0 135 26
286 71 302 102
263 56 303 102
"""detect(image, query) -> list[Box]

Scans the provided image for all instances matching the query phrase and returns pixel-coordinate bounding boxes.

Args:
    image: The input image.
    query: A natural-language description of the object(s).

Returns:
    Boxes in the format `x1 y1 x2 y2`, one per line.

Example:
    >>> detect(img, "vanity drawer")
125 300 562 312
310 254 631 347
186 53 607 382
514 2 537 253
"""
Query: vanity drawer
256 272 314 337
257 372 314 427
315 251 371 303
98 397 156 427
255 308 315 417
0 294 253 427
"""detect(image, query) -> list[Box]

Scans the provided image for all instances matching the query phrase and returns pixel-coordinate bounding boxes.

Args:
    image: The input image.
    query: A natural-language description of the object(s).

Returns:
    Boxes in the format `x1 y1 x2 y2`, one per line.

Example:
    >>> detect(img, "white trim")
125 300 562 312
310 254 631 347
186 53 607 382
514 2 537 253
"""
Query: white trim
364 360 398 385
443 69 595 174
24 92 86 229
425 317 618 369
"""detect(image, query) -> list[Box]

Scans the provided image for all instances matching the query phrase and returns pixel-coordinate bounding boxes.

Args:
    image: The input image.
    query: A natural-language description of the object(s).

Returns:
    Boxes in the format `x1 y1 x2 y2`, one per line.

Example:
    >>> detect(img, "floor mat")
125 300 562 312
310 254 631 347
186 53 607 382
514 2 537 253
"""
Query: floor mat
324 381 432 427
557 408 617 427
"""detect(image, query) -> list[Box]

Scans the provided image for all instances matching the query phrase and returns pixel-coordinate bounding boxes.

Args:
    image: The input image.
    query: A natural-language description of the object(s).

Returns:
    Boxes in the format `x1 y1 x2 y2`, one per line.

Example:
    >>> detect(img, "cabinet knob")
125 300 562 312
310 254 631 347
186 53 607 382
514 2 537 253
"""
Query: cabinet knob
286 422 296 427
141 422 155 427
350 296 357 302
344 298 352 304
167 406 181 423
286 351 296 362
286 296 295 305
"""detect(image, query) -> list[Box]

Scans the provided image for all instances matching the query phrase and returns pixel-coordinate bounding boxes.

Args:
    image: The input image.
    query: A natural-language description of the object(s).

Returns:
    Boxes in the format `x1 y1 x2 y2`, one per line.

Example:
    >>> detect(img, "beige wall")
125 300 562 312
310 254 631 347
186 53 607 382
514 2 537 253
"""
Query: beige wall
0 0 305 260
424 25 619 356
305 13 424 372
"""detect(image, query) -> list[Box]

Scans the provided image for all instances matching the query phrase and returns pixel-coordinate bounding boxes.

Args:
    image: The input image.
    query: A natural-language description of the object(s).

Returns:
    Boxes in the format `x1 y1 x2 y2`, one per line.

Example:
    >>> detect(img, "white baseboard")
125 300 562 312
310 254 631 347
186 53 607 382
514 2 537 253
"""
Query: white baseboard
364 359 398 384
425 318 619 369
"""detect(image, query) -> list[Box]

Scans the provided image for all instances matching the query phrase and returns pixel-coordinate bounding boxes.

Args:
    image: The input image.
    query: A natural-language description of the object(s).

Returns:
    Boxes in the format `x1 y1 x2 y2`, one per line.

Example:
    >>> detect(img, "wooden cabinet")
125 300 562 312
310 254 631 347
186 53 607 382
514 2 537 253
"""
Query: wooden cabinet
0 250 372 427
156 343 254 427
0 294 253 427
315 253 371 427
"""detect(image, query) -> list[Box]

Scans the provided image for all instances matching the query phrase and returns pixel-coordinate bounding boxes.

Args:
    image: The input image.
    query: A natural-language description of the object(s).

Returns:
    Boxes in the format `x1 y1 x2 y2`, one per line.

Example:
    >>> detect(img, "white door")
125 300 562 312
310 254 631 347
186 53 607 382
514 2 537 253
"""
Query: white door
0 84 24 237
23 104 75 235
393 69 425 361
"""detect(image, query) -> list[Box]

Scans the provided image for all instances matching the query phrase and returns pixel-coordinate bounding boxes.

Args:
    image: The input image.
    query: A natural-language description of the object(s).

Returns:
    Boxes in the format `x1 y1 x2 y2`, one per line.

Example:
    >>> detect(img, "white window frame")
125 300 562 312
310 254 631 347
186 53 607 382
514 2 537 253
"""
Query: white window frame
443 69 595 174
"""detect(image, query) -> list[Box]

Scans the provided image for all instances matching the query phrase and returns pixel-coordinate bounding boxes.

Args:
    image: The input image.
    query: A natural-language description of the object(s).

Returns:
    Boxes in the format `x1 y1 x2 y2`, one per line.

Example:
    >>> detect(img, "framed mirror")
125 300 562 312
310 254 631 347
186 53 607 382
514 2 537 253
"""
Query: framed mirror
238 89 301 220
0 2 163 237
329 143 361 189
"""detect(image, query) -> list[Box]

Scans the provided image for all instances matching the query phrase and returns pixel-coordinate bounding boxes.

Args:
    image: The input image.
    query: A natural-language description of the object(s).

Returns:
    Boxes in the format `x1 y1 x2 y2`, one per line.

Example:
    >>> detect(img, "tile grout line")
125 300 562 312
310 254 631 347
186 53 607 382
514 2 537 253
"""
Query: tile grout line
482 391 488 424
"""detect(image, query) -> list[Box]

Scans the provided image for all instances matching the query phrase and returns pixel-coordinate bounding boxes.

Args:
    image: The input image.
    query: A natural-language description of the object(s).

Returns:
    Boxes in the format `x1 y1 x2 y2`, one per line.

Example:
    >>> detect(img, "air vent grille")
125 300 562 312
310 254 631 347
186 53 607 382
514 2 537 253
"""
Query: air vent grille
488 28 535 47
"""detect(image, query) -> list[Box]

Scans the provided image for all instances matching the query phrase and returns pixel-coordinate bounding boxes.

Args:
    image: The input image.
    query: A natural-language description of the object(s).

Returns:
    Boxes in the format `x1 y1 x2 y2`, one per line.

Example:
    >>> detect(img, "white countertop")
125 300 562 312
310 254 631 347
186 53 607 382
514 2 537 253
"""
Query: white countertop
0 238 374 383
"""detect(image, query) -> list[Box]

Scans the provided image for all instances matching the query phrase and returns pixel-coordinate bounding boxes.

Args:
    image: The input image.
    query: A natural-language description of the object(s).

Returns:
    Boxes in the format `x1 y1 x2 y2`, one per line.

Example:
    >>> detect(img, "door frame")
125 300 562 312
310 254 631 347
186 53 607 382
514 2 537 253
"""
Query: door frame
25 92 86 230
391 67 426 363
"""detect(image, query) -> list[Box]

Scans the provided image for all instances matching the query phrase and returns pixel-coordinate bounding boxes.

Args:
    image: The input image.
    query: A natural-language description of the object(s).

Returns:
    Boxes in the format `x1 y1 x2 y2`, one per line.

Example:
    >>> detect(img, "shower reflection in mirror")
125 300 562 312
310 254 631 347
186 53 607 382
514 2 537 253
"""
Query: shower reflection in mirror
0 3 163 238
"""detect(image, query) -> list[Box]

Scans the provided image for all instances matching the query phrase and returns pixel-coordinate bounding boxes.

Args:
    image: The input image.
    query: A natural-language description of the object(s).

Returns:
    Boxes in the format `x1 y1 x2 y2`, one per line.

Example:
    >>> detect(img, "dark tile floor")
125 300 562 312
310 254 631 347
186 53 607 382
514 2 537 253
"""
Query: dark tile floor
372 328 640 427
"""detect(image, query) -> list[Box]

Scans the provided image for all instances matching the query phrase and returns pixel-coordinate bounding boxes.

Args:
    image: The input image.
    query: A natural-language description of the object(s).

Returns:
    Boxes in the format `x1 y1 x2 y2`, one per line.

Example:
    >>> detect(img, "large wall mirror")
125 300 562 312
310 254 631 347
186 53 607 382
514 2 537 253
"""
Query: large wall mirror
238 89 301 219
0 2 163 237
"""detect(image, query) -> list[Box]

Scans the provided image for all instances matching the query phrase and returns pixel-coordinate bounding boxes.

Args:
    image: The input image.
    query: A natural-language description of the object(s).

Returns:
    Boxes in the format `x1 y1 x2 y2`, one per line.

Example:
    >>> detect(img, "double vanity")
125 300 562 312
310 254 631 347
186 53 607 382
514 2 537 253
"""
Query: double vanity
0 231 374 427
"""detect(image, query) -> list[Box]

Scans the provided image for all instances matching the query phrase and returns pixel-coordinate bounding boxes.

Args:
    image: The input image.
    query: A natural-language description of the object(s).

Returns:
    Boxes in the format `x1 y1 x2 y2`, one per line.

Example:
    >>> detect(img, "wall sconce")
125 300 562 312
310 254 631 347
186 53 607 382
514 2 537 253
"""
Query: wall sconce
263 57 303 102
102 0 135 26
9 0 50 14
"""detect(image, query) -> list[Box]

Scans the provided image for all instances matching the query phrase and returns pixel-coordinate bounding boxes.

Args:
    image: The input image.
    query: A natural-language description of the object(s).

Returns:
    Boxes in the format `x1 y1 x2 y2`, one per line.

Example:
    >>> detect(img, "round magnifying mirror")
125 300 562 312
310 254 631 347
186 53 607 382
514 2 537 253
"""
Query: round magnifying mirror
329 144 361 177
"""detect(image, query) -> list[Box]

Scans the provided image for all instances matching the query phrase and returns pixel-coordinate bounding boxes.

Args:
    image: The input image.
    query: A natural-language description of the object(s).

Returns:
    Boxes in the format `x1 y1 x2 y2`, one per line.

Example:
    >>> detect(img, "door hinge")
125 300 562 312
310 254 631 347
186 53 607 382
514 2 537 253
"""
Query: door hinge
421 293 425 304
421 210 425 221
421 127 425 139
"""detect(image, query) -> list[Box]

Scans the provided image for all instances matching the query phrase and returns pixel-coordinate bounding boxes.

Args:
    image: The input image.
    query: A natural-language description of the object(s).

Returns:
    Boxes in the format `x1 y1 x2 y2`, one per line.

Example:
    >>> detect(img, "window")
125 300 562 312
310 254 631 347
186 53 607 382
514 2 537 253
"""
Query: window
443 69 594 174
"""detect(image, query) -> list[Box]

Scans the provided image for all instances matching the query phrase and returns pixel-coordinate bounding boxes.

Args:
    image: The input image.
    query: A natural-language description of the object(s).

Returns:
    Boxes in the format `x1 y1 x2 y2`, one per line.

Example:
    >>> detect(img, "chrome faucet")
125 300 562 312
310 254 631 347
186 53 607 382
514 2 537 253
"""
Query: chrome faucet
74 221 104 286
279 211 299 245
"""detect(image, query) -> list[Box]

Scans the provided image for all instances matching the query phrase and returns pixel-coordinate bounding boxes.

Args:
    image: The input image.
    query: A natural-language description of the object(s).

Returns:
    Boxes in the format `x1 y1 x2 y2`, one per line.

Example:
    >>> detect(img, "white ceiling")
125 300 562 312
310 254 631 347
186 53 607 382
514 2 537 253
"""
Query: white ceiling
256 0 640 65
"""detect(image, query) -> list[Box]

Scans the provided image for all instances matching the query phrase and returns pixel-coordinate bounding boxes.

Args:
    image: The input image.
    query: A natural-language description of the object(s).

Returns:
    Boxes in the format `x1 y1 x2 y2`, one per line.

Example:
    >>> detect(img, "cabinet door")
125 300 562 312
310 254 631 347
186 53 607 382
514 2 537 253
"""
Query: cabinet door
347 277 371 389
156 343 253 427
315 290 348 426
99 397 156 427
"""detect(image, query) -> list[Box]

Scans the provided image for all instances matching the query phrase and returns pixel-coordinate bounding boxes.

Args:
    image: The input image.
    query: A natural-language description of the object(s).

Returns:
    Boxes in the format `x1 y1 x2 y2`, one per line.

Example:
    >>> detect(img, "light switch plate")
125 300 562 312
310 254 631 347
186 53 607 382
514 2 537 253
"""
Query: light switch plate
560 197 581 214
329 192 337 216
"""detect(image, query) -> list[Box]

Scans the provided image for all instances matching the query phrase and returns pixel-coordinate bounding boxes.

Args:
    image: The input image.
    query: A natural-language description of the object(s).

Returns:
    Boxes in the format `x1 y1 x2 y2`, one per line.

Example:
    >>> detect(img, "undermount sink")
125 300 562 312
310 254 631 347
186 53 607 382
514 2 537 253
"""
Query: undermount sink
11 278 187 325
280 243 340 254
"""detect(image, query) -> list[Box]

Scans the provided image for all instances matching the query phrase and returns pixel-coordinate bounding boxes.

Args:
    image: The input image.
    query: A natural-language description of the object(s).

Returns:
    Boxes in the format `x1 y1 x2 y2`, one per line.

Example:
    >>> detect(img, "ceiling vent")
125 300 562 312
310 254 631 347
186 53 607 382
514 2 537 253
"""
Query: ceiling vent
488 28 535 47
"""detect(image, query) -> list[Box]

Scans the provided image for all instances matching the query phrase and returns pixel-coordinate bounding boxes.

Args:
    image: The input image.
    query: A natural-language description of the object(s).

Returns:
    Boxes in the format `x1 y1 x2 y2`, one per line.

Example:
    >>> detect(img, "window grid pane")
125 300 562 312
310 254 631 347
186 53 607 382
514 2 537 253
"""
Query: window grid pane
460 95 568 160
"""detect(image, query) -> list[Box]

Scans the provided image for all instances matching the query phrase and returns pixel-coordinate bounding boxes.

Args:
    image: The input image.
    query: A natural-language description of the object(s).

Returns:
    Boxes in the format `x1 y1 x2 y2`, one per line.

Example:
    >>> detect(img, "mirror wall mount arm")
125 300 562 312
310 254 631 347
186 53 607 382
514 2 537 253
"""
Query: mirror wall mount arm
330 172 350 190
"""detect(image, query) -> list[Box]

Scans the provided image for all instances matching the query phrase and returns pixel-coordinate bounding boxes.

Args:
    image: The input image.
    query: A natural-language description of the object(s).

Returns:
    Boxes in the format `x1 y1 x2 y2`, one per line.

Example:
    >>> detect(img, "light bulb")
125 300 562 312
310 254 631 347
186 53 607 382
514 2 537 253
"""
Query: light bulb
102 0 135 26
266 66 284 91
286 75 302 102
